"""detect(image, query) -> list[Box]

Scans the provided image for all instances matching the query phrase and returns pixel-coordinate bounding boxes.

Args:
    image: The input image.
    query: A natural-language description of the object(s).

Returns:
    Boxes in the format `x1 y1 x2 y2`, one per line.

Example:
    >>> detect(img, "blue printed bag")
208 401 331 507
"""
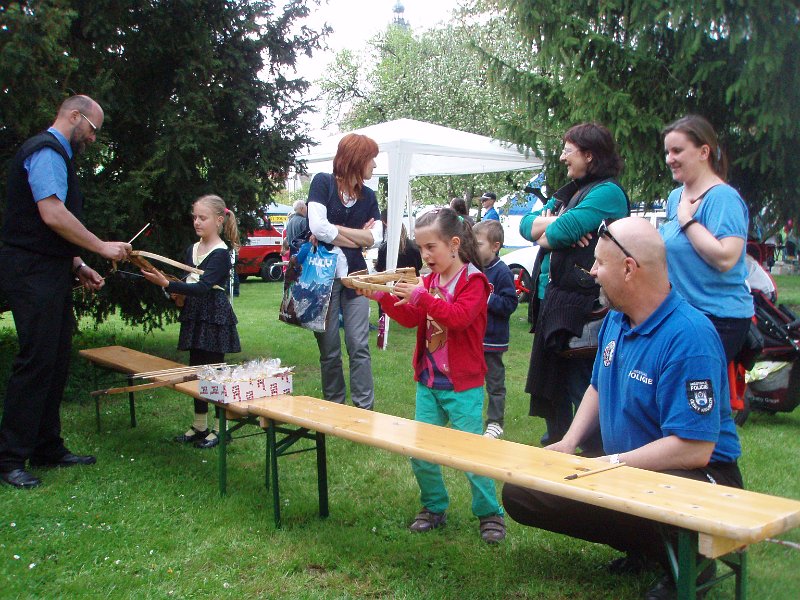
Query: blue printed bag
279 242 338 332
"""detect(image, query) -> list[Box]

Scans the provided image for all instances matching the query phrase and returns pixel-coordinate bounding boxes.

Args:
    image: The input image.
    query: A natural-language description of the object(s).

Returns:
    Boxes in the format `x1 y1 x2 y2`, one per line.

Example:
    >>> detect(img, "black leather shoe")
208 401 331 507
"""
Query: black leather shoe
1 468 42 488
645 561 716 600
30 453 97 468
194 433 220 449
606 553 649 575
175 427 209 443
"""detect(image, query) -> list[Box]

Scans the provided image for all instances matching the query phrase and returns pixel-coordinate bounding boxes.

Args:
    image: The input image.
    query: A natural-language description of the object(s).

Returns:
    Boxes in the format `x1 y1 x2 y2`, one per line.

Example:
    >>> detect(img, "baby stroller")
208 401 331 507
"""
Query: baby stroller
732 289 800 425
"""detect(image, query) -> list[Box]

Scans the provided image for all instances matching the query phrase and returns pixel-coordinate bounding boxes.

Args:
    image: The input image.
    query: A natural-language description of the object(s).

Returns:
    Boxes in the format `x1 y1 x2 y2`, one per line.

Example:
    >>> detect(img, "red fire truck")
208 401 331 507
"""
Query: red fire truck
236 215 285 282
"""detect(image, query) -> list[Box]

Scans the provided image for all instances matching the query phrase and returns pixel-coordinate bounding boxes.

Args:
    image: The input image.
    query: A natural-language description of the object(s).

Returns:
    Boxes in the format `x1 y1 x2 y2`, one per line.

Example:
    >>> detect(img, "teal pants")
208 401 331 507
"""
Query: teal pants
411 383 503 518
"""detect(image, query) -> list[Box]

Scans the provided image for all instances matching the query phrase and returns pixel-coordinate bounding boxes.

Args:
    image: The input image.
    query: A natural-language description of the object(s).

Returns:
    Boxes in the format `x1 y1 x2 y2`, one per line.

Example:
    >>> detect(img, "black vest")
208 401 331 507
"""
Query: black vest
548 177 629 295
317 173 376 274
2 131 84 257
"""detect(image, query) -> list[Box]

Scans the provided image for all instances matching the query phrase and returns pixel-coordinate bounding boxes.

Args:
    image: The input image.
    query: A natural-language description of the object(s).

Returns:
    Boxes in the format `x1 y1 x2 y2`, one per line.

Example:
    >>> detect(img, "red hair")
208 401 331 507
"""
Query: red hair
332 133 379 200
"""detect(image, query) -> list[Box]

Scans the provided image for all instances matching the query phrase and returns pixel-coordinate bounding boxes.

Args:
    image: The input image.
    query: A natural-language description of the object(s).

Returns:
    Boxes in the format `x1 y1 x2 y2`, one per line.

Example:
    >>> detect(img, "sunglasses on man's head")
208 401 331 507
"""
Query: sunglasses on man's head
597 219 639 267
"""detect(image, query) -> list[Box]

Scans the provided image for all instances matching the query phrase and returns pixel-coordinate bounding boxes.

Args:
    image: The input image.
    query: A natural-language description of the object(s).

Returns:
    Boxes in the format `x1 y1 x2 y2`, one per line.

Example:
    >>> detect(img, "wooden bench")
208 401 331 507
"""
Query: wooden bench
246 394 800 600
79 345 259 495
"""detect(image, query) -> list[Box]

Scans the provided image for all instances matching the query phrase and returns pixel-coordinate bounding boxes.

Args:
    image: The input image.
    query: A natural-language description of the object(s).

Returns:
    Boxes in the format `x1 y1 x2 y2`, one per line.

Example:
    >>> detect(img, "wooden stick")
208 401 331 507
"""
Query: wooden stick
564 462 626 480
91 374 199 397
132 363 228 379
127 223 151 245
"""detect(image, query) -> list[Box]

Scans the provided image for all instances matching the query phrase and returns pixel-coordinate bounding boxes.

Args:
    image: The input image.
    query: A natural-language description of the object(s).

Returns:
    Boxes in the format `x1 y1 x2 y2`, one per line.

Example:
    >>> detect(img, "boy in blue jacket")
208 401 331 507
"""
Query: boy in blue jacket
474 220 518 438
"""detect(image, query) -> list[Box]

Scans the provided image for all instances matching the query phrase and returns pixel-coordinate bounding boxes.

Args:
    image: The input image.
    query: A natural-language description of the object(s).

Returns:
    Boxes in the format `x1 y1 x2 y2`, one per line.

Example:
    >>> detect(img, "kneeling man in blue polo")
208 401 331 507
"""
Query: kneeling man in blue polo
502 217 742 600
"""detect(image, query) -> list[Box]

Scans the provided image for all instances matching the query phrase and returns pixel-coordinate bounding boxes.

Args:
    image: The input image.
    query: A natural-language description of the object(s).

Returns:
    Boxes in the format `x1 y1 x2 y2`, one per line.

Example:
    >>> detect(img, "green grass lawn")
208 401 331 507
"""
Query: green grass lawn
1 278 799 599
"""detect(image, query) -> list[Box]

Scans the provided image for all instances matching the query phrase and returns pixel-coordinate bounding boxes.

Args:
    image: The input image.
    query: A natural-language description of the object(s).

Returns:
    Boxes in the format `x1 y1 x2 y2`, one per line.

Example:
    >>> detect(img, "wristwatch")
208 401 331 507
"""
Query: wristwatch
74 262 88 275
608 453 621 464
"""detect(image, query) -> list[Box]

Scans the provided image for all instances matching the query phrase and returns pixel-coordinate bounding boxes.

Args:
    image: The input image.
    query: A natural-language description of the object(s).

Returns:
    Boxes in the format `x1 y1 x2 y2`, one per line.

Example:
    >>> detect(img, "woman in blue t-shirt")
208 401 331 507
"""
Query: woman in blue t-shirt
307 134 383 410
660 115 754 361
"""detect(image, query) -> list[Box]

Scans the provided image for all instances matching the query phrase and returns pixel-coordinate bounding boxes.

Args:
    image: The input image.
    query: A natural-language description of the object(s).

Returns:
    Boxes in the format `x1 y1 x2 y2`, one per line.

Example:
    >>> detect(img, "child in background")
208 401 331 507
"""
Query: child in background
141 195 241 449
358 207 506 544
473 220 518 439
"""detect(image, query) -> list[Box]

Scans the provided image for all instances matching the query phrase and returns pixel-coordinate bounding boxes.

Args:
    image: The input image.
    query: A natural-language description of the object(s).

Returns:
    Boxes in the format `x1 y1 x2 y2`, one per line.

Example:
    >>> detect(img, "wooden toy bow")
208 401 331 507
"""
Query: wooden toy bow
124 251 204 307
341 267 419 293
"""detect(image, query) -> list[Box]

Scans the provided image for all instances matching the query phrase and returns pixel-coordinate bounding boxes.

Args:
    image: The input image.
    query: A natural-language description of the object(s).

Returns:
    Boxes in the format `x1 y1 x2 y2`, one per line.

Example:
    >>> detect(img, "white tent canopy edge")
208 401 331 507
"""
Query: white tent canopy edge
301 118 543 276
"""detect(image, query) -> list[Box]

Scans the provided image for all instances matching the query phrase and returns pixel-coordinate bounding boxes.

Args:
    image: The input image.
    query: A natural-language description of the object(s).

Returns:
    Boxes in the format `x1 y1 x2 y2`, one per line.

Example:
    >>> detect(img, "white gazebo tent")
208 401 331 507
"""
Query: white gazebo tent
302 118 543 346
304 118 542 268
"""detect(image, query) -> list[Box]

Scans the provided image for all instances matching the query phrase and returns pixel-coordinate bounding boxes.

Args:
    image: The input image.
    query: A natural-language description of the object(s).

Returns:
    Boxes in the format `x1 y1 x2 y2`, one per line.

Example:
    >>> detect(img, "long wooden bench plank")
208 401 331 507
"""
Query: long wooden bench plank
79 345 184 376
246 394 800 546
79 346 258 495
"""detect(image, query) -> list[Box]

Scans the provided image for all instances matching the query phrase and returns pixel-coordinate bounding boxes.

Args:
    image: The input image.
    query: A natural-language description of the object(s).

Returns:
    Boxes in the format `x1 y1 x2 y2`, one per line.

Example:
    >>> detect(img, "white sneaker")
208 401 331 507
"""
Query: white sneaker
483 423 503 439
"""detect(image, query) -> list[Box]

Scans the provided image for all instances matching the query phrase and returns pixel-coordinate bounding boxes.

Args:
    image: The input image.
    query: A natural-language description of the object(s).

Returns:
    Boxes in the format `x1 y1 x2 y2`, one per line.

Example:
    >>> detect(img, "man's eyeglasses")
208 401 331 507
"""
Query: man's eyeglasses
597 219 639 267
79 112 98 133
560 146 578 157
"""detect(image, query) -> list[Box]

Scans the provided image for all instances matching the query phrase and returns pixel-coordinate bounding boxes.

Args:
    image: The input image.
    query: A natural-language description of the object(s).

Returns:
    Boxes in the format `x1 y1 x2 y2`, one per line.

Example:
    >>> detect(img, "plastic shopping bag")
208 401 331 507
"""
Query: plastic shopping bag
279 242 338 332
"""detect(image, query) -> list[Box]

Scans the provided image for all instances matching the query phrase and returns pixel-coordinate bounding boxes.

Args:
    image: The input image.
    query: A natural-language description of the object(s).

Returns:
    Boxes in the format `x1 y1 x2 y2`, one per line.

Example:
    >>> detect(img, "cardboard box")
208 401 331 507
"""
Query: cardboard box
199 374 292 404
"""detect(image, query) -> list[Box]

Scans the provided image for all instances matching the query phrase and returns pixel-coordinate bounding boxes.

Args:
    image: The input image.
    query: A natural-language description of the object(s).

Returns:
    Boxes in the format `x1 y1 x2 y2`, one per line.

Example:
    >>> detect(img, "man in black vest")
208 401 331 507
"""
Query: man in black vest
0 95 131 488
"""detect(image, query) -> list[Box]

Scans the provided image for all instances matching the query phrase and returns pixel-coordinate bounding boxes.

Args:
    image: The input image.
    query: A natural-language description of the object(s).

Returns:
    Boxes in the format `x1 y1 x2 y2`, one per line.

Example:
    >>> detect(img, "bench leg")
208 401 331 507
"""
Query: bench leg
736 552 747 600
128 375 137 428
94 367 101 433
264 431 271 491
720 550 747 600
676 530 699 600
267 420 281 528
218 409 227 496
316 431 328 518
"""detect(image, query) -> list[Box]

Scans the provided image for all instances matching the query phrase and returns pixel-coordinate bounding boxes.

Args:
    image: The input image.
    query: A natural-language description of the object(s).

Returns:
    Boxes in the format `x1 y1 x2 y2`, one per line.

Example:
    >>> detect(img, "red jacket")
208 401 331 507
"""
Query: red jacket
377 264 489 392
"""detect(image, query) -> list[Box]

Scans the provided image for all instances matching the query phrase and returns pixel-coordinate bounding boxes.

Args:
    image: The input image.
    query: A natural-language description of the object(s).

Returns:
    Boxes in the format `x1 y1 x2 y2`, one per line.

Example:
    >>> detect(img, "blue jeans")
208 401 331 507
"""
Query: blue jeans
411 383 503 517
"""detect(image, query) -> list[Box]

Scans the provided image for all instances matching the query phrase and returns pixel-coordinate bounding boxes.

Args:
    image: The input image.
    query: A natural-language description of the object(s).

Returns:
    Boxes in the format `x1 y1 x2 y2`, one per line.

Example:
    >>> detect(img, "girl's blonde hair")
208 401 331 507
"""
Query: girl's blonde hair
194 194 240 250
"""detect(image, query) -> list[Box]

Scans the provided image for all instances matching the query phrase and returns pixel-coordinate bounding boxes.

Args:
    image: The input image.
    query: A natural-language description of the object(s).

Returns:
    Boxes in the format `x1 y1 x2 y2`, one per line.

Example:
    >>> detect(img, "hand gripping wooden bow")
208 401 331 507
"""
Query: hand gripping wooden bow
124 251 204 308
341 267 419 293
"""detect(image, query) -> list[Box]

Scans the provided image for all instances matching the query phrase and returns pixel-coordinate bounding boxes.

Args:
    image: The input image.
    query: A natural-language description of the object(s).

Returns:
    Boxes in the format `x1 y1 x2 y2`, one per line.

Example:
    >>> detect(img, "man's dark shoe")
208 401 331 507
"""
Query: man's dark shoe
606 552 649 575
30 453 97 468
1 468 42 488
645 561 717 600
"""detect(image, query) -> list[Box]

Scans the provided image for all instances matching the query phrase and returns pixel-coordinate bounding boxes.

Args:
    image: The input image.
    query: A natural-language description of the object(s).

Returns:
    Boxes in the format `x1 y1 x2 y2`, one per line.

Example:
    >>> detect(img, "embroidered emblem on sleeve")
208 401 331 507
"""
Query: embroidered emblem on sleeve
602 340 616 367
686 379 715 414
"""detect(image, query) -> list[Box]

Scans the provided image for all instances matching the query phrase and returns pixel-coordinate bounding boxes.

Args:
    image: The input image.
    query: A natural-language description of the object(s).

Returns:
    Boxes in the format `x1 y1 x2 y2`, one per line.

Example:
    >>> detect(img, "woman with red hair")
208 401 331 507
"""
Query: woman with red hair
307 133 382 410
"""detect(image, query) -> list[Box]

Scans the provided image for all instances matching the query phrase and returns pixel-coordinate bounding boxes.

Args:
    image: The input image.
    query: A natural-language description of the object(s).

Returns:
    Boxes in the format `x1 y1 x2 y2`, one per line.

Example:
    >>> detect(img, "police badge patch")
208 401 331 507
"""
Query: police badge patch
686 379 714 414
602 340 616 367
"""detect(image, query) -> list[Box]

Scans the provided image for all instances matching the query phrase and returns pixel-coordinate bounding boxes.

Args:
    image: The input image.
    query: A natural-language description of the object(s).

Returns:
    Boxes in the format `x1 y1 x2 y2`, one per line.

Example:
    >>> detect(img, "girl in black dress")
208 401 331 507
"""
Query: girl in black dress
141 194 241 448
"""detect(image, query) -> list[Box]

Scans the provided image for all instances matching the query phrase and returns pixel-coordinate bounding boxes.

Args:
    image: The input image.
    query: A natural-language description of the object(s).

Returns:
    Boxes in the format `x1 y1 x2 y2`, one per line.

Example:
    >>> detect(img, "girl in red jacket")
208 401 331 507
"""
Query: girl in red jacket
358 207 506 544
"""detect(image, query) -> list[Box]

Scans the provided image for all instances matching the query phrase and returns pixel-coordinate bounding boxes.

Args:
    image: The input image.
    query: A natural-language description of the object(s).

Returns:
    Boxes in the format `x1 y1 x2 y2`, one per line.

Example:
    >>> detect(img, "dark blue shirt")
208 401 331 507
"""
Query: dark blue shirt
307 173 381 274
591 290 741 463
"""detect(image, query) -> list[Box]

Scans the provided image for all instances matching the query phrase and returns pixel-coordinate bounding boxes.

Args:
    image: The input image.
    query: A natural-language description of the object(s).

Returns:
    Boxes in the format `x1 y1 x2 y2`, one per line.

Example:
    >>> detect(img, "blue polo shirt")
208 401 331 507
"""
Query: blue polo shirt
483 206 500 221
591 290 741 463
24 127 72 202
660 183 752 319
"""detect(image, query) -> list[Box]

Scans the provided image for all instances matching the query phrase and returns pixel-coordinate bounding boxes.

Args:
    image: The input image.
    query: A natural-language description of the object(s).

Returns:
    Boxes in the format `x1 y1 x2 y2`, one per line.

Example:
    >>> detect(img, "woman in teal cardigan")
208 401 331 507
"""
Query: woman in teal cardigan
520 123 629 452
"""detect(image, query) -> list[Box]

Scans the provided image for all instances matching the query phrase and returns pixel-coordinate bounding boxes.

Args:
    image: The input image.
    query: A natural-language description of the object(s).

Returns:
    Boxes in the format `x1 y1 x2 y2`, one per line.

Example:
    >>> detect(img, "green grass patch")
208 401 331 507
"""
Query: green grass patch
0 278 798 598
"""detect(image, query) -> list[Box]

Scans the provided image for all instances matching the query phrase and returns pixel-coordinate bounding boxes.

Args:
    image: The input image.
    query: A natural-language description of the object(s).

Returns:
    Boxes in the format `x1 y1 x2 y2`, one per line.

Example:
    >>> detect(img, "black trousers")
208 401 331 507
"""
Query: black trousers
0 247 74 471
502 461 743 568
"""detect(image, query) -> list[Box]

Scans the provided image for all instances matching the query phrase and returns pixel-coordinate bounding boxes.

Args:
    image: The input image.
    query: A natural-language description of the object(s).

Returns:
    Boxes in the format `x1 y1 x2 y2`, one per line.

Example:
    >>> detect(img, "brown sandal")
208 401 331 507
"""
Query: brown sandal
409 509 447 532
479 514 506 544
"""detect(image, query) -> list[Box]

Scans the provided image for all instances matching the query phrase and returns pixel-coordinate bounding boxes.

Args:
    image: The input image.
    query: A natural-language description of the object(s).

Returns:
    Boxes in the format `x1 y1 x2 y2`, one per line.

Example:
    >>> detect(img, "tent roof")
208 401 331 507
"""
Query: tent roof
303 118 542 177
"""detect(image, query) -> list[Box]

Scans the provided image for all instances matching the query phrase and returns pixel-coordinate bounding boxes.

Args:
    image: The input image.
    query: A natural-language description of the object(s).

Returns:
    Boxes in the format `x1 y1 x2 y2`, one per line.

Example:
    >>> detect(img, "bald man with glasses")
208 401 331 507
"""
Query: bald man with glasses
502 217 743 599
0 95 131 489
